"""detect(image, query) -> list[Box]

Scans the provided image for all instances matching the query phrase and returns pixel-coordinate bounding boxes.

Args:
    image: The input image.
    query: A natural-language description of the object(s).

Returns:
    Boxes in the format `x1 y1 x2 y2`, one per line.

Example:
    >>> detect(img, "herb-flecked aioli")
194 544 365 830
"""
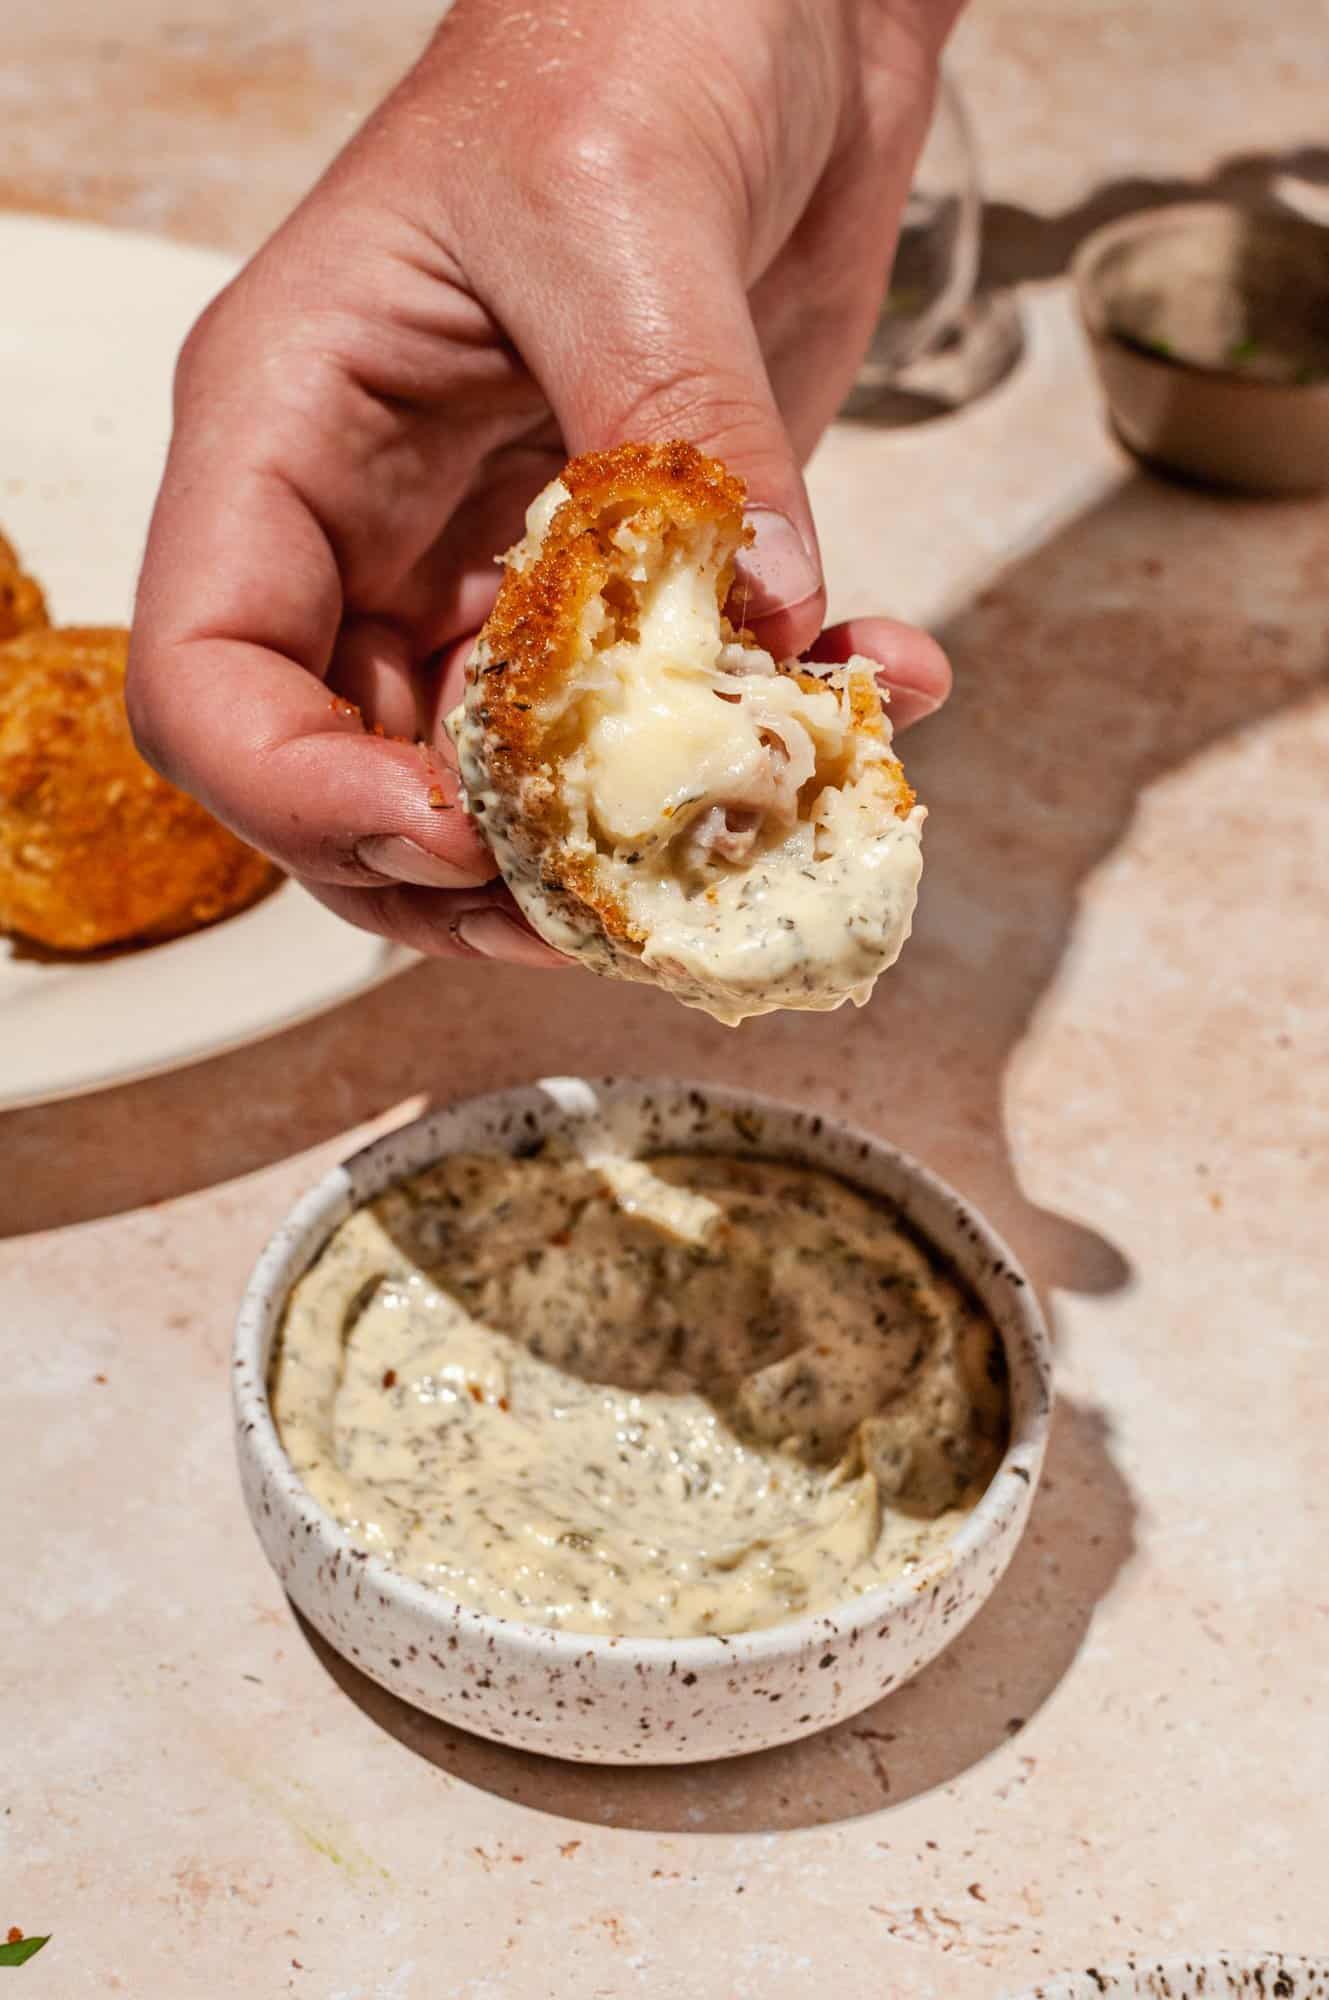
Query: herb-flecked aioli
271 1150 1009 1638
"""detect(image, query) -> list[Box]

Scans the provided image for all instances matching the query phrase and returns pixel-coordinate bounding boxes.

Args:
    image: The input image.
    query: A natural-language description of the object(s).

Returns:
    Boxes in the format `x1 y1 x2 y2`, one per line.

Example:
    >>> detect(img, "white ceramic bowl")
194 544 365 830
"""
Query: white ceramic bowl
234 1078 1052 1765
1014 1958 1328 2000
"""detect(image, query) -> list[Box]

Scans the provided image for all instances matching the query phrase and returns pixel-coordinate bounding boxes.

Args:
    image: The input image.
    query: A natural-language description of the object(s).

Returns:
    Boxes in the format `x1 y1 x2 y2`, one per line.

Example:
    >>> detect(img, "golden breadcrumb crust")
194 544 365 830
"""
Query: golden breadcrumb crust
466 441 751 949
464 442 917 965
0 532 50 643
0 626 277 952
478 441 746 723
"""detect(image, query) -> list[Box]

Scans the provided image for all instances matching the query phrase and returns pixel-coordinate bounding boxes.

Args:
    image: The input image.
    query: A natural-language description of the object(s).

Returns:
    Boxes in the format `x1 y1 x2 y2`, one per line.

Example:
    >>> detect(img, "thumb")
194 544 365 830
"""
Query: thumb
512 215 826 656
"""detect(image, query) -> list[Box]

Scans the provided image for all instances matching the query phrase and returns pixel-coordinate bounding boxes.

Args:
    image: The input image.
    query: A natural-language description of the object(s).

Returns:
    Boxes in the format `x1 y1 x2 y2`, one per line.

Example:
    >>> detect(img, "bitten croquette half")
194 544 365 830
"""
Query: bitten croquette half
449 441 924 1025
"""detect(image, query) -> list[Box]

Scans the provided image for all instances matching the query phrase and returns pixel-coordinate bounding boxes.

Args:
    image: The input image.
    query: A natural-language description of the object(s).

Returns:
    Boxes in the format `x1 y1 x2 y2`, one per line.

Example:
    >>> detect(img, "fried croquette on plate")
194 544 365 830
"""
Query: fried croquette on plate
449 441 925 1025
0 531 50 643
0 626 277 952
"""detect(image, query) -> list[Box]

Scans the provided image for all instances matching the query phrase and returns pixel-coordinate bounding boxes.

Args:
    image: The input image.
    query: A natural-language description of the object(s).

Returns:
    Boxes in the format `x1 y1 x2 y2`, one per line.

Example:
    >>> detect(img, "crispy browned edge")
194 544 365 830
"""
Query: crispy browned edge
466 438 915 955
468 441 747 947
847 673 916 814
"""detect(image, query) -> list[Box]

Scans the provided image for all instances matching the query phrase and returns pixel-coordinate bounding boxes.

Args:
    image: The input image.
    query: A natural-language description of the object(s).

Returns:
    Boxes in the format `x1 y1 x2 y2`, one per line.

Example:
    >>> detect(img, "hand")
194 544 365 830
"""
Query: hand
128 0 960 964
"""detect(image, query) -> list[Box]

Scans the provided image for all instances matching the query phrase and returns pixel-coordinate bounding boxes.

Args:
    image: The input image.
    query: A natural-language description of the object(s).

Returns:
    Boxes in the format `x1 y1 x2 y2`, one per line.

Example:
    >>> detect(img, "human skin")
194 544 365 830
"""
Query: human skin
127 0 961 966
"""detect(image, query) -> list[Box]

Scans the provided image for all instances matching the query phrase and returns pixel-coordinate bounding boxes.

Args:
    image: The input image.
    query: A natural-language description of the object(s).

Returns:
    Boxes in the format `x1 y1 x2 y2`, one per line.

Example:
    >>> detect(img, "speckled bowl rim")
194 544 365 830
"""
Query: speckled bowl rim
234 1077 1052 1674
1011 1952 1329 2000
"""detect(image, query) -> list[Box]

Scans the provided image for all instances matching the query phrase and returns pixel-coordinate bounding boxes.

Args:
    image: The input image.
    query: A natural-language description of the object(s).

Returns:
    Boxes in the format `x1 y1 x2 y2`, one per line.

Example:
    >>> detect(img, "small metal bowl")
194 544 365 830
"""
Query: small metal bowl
1073 202 1329 494
233 1077 1052 1765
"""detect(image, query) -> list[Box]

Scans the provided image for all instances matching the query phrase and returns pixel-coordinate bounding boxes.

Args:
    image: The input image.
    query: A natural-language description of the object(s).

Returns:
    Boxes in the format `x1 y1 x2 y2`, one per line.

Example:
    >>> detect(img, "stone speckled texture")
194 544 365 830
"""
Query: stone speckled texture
3 1 1329 1996
1023 1960 1329 2000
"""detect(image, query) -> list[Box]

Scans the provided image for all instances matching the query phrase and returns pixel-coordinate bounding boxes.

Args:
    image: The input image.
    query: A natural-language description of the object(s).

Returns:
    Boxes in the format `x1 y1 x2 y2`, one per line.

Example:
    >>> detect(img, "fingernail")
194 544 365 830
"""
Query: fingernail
453 910 566 967
872 666 942 707
355 835 474 889
880 684 944 728
732 509 822 617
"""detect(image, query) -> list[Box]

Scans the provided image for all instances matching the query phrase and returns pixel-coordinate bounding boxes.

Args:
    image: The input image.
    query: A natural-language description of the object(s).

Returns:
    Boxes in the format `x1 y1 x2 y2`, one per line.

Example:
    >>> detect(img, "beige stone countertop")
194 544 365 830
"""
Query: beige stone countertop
4 2 1328 1995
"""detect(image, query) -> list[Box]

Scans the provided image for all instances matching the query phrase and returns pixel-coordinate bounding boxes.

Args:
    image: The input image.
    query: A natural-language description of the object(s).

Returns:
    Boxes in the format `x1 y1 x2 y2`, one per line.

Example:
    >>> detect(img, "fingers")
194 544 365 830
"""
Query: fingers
129 425 497 891
414 634 477 751
484 164 828 657
732 510 827 662
326 618 422 739
131 629 497 888
384 444 564 659
579 275 827 658
809 616 952 731
304 879 569 966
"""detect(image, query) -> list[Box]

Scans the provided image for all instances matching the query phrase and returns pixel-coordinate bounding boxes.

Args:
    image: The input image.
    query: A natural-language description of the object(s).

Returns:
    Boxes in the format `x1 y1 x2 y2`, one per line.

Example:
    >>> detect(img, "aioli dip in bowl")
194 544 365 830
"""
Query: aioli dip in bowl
234 1078 1051 1765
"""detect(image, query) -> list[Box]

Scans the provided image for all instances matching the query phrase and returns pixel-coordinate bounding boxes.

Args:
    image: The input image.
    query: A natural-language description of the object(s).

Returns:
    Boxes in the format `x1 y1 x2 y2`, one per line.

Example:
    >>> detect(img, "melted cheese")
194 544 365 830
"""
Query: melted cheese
578 553 777 845
451 476 926 1025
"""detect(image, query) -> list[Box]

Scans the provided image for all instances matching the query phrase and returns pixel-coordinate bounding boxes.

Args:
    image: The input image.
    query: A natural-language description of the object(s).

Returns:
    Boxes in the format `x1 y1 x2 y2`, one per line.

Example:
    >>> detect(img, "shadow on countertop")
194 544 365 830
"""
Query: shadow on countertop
5 464 1326 1325
14 381 1327 1831
296 1393 1135 1834
842 143 1329 432
978 144 1329 293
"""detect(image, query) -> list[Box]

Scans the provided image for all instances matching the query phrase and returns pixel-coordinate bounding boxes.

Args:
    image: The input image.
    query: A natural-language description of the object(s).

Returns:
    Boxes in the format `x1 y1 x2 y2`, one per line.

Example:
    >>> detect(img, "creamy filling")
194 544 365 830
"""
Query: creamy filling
270 1150 1009 1639
554 533 923 1021
452 481 925 1026
573 554 824 856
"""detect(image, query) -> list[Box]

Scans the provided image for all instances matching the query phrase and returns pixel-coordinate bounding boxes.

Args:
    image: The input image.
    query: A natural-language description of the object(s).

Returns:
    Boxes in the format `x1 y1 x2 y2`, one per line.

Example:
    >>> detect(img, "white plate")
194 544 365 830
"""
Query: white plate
0 214 412 1110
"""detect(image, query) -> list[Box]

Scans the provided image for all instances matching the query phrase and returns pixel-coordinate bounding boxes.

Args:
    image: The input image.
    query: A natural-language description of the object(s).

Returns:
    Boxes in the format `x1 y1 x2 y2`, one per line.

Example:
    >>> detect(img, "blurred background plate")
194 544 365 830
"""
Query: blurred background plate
0 213 413 1110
